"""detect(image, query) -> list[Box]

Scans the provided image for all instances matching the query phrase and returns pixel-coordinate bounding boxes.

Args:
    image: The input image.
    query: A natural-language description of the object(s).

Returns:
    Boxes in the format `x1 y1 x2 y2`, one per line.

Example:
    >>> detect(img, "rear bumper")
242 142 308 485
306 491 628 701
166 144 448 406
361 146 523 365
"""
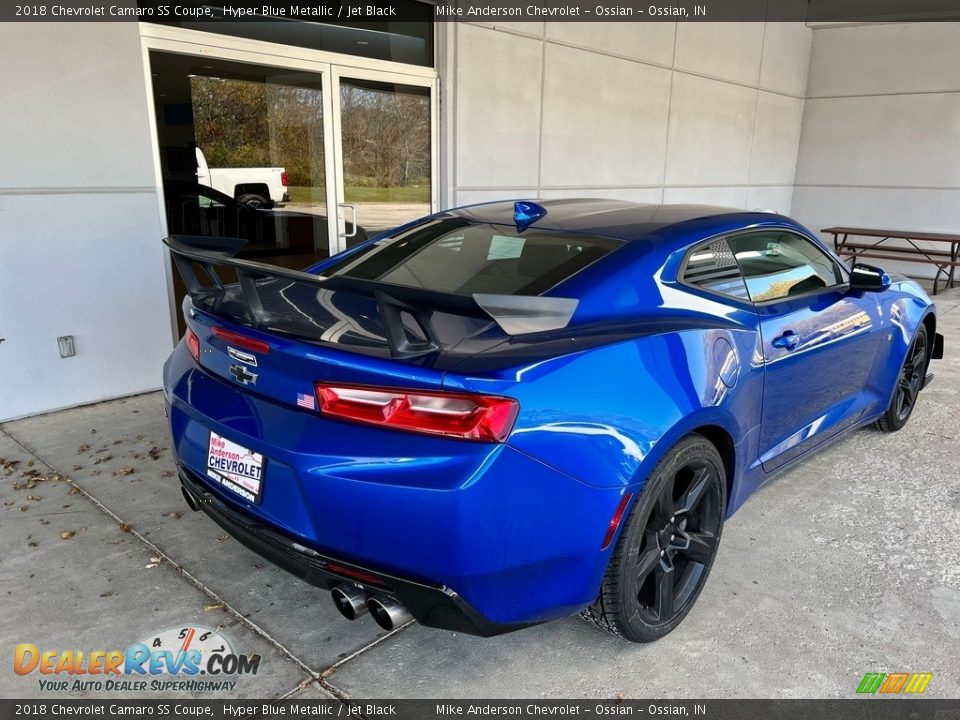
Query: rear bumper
163 345 629 630
179 465 525 636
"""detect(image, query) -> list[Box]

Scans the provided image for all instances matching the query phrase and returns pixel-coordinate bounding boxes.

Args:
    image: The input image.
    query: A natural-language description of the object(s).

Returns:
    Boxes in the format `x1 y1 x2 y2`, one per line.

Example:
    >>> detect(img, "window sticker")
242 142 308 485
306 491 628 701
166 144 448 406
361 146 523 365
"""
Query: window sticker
488 235 525 260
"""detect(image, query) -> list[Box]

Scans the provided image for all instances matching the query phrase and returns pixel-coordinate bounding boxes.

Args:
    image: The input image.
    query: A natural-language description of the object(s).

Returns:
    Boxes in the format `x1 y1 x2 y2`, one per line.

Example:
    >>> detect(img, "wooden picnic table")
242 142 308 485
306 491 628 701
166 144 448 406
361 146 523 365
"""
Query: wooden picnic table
822 226 960 295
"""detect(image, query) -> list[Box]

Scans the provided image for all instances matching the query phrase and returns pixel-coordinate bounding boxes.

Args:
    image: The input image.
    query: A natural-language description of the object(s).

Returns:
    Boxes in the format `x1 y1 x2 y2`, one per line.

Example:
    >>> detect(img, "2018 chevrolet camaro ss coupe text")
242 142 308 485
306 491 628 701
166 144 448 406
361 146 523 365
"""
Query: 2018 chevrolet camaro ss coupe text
163 200 943 642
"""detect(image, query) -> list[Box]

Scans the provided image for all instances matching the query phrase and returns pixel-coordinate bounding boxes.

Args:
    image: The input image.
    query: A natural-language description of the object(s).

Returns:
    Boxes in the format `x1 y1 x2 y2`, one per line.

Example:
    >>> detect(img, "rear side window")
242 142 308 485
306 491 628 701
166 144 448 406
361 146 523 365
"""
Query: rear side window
322 217 621 296
682 238 750 300
727 231 842 302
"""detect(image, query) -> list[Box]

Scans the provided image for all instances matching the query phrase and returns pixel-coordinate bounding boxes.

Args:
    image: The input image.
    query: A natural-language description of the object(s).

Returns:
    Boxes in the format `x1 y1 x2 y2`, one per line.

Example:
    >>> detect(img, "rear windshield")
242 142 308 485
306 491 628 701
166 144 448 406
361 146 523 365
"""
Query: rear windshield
320 217 622 296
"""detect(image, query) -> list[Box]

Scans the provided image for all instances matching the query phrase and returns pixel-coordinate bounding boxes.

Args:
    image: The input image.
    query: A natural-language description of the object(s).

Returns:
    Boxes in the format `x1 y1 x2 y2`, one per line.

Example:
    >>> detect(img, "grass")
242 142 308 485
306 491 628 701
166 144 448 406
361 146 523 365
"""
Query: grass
287 185 430 204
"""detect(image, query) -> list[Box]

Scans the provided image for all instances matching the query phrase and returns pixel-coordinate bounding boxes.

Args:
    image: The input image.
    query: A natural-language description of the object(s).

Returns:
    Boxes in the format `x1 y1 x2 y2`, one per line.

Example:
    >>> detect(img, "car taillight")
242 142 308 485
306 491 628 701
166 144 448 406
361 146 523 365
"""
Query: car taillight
212 326 270 355
185 327 200 363
314 383 519 443
280 171 288 187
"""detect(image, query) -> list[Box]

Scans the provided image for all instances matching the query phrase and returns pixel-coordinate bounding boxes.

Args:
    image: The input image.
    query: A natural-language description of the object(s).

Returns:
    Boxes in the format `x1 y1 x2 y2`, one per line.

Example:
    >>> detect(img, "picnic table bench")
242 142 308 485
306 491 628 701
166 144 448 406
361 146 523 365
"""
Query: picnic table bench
822 226 960 295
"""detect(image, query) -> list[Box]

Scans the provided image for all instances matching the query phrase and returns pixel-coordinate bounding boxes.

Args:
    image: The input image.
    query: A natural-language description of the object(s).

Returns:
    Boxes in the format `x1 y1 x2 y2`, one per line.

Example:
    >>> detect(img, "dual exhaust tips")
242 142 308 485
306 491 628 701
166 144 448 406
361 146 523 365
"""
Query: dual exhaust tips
182 485 413 632
332 584 412 631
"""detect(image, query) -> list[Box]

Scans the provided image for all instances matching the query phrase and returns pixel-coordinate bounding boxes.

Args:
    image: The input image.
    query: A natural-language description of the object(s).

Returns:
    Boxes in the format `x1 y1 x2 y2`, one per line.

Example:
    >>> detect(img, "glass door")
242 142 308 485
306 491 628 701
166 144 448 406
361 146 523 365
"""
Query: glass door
331 67 437 252
147 45 438 335
149 50 338 333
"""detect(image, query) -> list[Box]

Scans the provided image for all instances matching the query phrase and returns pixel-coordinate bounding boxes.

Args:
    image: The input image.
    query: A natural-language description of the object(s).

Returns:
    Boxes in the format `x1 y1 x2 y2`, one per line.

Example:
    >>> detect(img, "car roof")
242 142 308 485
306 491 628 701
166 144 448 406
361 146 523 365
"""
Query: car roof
447 199 768 242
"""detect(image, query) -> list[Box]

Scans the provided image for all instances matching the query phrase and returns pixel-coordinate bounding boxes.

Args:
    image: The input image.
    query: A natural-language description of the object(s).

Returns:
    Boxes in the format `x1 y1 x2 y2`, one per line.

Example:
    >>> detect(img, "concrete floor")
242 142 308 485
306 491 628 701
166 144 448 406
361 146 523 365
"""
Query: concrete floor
2 287 958 700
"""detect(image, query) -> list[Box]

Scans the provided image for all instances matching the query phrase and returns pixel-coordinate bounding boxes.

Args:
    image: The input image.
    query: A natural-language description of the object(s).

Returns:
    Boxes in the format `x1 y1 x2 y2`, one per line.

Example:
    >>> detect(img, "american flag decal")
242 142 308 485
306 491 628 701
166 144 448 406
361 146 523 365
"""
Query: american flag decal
296 392 316 410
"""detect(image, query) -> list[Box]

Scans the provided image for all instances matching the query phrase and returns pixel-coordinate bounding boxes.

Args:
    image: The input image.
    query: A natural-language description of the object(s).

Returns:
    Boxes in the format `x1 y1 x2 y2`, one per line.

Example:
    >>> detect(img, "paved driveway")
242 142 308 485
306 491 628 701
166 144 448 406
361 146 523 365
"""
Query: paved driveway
2 289 958 700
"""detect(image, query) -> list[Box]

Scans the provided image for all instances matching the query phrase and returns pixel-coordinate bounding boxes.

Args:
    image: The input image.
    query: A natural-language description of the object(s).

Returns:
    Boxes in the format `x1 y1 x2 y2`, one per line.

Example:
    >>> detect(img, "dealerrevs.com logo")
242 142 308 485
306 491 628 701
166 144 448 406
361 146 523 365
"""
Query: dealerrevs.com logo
856 672 933 695
14 626 260 693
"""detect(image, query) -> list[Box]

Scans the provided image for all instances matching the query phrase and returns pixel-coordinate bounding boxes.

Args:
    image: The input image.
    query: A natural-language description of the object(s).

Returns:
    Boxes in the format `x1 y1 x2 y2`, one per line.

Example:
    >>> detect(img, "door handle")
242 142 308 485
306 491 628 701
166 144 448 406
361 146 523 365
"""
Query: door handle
772 331 800 350
338 203 357 239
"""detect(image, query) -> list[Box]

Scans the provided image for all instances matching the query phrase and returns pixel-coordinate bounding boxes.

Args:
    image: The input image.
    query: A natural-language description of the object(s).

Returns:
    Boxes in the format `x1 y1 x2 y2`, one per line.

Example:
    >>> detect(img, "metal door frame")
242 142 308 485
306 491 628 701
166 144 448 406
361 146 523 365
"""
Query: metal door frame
137 23 438 342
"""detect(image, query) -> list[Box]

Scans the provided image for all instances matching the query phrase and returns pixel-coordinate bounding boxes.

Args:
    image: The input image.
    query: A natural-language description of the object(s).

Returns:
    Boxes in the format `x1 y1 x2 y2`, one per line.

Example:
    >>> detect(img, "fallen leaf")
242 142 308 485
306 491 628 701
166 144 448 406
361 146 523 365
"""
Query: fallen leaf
90 429 97 434
100 591 114 598
119 522 131 533
27 495 41 502
135 434 144 440
216 534 229 543
161 471 174 478
28 541 39 548
145 563 158 569
27 460 34 467
19 506 28 512
148 447 165 460
60 531 75 540
203 602 225 612
149 556 161 563
164 511 183 520
77 444 90 454
113 467 134 477
1 458 20 470
68 487 81 495
72 465 82 472
113 439 122 445
94 454 113 465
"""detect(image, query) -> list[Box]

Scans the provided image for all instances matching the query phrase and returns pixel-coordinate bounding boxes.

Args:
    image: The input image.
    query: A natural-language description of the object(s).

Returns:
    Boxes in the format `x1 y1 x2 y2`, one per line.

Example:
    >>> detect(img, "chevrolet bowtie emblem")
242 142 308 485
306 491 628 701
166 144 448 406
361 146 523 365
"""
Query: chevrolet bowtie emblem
229 364 258 386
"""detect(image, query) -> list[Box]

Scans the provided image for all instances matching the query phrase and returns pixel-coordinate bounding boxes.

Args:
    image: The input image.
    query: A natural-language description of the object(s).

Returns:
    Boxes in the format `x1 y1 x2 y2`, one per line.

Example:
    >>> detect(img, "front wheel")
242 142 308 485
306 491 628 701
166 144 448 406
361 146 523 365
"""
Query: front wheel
876 325 929 432
581 434 726 642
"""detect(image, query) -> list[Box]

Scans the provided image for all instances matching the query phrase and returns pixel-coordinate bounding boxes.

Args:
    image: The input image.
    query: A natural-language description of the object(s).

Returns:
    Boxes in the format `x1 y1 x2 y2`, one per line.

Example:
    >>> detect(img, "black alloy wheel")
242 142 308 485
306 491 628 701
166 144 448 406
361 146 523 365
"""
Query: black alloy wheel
876 325 929 432
582 434 725 642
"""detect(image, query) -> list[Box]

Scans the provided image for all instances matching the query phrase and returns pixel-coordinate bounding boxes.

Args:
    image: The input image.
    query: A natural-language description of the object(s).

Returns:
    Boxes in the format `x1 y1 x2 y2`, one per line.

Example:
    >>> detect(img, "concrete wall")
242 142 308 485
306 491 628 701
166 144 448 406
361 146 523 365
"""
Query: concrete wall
439 22 812 214
792 22 960 278
0 23 171 421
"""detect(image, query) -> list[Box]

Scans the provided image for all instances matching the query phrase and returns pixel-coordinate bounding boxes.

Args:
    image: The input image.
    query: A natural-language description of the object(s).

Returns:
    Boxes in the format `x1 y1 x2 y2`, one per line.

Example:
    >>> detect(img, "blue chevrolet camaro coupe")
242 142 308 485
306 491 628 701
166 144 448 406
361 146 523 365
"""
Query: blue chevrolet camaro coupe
163 200 943 642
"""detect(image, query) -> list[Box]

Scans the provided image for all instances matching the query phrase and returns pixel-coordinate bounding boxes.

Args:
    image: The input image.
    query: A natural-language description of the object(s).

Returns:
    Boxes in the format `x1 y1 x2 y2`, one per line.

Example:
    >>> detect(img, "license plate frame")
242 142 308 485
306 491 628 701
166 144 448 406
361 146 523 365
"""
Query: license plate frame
206 431 265 505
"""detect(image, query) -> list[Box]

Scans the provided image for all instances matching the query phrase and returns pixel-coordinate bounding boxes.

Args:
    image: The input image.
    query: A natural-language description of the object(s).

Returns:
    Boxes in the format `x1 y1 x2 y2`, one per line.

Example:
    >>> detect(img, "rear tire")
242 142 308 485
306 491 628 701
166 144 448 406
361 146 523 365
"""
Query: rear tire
875 325 929 432
237 193 269 209
581 434 726 642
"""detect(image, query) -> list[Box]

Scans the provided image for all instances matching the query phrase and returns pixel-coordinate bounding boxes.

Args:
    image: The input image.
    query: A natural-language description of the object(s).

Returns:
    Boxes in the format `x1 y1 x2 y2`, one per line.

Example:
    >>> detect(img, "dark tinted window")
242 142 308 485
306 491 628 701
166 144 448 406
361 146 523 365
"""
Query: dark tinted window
322 218 622 296
682 238 749 300
727 232 842 302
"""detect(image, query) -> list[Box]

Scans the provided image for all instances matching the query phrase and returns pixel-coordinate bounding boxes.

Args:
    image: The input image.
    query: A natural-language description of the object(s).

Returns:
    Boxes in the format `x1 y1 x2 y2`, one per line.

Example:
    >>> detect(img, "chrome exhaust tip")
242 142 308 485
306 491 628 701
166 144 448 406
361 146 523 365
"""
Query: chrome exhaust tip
332 584 370 620
181 486 199 512
367 596 413 631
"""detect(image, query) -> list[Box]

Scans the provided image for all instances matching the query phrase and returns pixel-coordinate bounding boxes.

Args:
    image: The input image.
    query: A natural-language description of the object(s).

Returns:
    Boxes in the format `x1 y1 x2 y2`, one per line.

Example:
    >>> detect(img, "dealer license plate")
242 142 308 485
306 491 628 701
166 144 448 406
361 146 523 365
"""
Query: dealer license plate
206 432 265 504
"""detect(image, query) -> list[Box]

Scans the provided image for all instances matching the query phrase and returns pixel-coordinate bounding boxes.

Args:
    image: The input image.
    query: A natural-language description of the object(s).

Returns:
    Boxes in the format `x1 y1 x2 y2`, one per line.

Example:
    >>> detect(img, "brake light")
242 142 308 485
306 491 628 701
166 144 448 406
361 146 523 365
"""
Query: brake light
185 327 200 363
212 327 270 355
280 171 288 187
314 383 519 443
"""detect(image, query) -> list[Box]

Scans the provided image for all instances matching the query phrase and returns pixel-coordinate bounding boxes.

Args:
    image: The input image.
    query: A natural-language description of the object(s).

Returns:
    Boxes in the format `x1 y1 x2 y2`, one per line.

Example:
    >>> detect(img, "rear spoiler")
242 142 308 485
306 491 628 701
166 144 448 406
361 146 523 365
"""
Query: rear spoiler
163 235 578 360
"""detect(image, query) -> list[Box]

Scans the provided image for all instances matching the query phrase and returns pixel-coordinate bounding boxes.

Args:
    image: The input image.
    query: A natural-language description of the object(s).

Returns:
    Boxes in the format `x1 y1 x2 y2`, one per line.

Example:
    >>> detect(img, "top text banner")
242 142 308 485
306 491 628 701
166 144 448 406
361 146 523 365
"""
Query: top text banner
5 0 960 22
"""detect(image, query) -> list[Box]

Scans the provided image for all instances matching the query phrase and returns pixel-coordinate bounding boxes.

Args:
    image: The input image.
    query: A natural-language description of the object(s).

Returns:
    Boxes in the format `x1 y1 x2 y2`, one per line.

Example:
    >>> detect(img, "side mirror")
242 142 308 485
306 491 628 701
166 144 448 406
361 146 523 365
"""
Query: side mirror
849 263 891 292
